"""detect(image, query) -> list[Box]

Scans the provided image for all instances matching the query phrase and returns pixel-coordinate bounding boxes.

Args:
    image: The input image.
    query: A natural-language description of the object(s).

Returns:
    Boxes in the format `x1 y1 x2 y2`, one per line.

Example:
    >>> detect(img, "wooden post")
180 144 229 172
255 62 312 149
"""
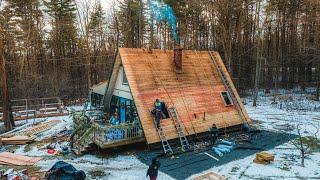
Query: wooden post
0 33 14 131
316 64 320 101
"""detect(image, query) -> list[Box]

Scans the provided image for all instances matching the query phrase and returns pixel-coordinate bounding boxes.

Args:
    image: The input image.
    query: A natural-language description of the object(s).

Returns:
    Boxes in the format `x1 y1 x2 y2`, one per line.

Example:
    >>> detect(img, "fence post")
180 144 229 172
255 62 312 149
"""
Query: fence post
25 100 28 123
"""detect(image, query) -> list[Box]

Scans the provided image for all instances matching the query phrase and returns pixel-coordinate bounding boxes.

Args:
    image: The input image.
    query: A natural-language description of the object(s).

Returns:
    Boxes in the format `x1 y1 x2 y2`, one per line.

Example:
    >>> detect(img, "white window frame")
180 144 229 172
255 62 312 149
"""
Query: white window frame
122 68 128 85
220 91 233 106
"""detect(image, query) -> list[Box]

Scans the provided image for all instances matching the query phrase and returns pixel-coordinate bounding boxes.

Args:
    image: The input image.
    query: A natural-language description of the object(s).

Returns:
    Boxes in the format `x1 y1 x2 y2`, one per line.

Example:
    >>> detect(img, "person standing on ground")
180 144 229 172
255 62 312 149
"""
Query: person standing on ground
210 124 219 145
146 157 161 180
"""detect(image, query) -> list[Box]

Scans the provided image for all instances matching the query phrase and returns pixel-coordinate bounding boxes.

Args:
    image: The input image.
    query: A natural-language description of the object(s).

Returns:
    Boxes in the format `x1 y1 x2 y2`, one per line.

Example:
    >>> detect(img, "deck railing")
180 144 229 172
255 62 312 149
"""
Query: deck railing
0 97 65 121
93 122 144 146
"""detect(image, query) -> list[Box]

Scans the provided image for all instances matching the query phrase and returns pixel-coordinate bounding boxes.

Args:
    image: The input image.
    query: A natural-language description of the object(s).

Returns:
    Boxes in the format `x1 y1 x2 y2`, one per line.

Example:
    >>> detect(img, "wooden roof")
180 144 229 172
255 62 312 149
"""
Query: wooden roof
118 48 250 144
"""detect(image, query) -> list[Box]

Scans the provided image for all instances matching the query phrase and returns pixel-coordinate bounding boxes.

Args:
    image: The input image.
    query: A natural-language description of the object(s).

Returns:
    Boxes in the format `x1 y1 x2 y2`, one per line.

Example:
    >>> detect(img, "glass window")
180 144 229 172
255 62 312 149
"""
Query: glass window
220 92 233 106
122 69 128 85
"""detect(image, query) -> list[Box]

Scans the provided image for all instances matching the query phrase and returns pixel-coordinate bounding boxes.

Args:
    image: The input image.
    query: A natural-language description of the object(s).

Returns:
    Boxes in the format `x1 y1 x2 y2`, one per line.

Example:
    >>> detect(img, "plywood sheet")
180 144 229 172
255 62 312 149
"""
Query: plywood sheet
0 152 41 166
1 135 36 145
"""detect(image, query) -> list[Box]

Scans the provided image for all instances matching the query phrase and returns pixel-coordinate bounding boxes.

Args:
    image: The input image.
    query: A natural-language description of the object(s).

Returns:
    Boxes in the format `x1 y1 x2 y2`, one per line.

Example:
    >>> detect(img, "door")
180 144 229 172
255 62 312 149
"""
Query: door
120 97 126 123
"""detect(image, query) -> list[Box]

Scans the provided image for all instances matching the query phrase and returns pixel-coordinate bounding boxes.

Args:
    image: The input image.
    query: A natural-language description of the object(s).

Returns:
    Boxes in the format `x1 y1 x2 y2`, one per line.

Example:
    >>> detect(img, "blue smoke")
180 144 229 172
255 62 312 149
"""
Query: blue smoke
147 0 179 42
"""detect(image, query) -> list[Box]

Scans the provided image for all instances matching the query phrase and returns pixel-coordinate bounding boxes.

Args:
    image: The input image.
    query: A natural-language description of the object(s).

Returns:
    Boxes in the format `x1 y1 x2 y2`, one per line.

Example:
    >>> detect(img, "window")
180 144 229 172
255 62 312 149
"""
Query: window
122 69 128 85
161 102 170 118
220 91 233 106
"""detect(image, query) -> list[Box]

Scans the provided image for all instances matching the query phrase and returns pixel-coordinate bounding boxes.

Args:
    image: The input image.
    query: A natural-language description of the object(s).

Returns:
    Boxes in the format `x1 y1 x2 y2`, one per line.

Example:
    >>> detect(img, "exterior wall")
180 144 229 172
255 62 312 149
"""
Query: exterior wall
112 66 133 100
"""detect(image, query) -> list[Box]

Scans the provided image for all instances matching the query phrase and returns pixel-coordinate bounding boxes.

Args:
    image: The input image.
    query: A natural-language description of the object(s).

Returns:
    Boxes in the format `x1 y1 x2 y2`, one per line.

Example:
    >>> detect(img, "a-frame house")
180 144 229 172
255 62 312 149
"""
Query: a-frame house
72 48 251 154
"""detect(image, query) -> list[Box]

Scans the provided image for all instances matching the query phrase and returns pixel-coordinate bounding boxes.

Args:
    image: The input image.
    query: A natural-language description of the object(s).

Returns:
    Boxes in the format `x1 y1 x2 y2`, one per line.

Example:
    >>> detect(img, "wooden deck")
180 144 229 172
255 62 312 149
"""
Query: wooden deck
0 97 65 121
118 48 250 144
93 122 145 149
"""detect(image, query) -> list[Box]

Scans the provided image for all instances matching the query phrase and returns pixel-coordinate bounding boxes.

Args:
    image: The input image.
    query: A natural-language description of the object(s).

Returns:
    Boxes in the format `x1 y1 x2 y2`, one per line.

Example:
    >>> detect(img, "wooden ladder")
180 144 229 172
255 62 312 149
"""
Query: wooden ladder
208 51 248 124
150 110 173 154
168 106 190 151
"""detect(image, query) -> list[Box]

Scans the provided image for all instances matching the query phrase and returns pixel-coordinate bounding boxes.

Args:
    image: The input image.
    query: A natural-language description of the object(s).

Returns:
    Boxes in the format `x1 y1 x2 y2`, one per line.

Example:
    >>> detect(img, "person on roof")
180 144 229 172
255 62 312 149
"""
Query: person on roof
146 157 161 180
154 99 162 111
155 110 163 128
152 99 165 128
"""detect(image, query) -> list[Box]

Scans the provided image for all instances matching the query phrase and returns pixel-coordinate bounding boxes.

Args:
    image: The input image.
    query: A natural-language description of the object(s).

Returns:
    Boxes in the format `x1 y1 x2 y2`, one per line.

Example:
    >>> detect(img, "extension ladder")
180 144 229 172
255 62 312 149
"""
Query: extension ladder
168 106 190 151
208 51 248 124
151 110 173 154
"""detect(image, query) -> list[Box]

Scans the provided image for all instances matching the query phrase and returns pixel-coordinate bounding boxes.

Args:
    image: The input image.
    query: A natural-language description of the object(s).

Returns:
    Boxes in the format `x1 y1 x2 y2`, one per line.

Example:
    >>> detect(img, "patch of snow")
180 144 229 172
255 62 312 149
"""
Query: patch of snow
1 90 319 179
188 91 320 179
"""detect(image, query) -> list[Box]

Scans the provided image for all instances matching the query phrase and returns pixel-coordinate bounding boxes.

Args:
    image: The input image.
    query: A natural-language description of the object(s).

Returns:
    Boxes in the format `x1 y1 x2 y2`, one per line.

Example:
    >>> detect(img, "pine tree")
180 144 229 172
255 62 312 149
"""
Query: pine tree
87 2 106 52
117 0 146 48
44 0 77 58
1 0 43 58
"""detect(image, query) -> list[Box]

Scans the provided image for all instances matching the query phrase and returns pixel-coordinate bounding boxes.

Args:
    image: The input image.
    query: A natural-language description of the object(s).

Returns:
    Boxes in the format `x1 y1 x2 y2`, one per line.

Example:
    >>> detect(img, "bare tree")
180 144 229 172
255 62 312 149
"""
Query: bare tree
292 124 308 167
291 123 320 167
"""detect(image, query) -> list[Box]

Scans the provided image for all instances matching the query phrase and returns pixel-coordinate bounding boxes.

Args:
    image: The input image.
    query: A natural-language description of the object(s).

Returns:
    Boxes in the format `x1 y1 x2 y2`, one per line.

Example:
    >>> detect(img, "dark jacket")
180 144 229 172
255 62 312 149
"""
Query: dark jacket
147 159 161 177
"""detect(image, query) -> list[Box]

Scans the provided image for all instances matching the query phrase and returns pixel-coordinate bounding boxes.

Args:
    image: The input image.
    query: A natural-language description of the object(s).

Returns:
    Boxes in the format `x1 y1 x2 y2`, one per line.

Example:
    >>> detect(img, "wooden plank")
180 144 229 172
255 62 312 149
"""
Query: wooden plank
0 152 41 166
1 135 35 145
193 172 227 180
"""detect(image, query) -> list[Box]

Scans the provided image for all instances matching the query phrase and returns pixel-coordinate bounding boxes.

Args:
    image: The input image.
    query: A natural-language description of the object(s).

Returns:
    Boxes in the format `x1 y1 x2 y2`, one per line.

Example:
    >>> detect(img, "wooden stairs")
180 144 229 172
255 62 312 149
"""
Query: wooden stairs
72 126 95 155
71 114 95 155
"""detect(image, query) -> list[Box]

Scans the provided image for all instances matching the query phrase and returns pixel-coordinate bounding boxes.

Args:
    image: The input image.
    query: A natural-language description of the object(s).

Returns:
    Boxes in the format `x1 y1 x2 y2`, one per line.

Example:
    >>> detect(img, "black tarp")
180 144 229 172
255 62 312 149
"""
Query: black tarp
45 161 86 180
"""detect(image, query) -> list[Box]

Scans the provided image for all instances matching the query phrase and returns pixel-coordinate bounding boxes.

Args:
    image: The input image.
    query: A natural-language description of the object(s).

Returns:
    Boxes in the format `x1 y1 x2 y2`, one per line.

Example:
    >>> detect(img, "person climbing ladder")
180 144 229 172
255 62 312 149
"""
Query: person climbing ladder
151 99 166 128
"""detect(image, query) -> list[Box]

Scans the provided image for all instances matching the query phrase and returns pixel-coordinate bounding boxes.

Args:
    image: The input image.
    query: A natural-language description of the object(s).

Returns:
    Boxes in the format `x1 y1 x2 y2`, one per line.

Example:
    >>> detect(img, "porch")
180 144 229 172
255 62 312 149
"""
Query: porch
72 111 145 153
92 122 145 148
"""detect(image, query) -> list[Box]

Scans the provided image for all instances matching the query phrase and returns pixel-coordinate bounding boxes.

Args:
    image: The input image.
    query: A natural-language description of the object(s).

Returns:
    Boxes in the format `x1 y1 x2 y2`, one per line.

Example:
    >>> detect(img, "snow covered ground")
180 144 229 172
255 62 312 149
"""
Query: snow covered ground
188 91 320 180
1 91 319 179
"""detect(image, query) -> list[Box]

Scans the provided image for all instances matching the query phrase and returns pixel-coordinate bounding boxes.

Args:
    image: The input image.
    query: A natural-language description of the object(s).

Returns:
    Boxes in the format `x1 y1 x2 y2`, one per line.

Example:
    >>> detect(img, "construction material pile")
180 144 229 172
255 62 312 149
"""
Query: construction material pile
0 168 35 180
212 140 235 157
194 171 227 180
0 152 41 166
0 120 62 145
0 136 36 145
253 151 275 164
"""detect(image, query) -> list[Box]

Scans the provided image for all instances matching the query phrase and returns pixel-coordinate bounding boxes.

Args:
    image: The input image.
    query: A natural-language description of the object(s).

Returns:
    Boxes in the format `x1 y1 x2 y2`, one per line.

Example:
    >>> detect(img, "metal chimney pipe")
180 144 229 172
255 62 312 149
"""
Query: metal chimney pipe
173 43 182 73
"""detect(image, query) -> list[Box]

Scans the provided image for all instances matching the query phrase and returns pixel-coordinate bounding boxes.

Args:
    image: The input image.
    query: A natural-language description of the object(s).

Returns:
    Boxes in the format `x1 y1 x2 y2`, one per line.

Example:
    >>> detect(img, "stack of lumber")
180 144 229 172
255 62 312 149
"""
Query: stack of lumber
193 172 227 180
16 120 61 136
0 135 36 145
0 152 41 166
253 151 275 164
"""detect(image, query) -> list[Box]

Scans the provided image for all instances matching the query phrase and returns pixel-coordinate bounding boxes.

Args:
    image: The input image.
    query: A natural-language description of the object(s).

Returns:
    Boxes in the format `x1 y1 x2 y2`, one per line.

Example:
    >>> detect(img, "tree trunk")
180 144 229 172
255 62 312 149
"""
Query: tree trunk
253 0 261 107
253 57 261 106
1 46 14 131
316 64 320 101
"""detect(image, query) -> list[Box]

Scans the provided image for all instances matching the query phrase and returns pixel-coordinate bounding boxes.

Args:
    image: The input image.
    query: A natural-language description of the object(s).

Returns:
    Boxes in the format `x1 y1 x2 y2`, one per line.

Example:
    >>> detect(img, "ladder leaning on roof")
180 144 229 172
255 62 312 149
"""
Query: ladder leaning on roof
208 51 248 125
167 106 190 151
150 109 173 154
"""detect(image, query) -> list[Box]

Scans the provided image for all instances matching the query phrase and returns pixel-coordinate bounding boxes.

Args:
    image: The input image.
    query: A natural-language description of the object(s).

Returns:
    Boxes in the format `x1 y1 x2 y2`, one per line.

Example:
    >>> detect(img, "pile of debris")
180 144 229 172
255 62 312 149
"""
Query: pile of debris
194 171 227 180
0 136 36 145
0 120 62 145
0 152 42 179
0 168 35 180
253 151 275 164
0 152 41 166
